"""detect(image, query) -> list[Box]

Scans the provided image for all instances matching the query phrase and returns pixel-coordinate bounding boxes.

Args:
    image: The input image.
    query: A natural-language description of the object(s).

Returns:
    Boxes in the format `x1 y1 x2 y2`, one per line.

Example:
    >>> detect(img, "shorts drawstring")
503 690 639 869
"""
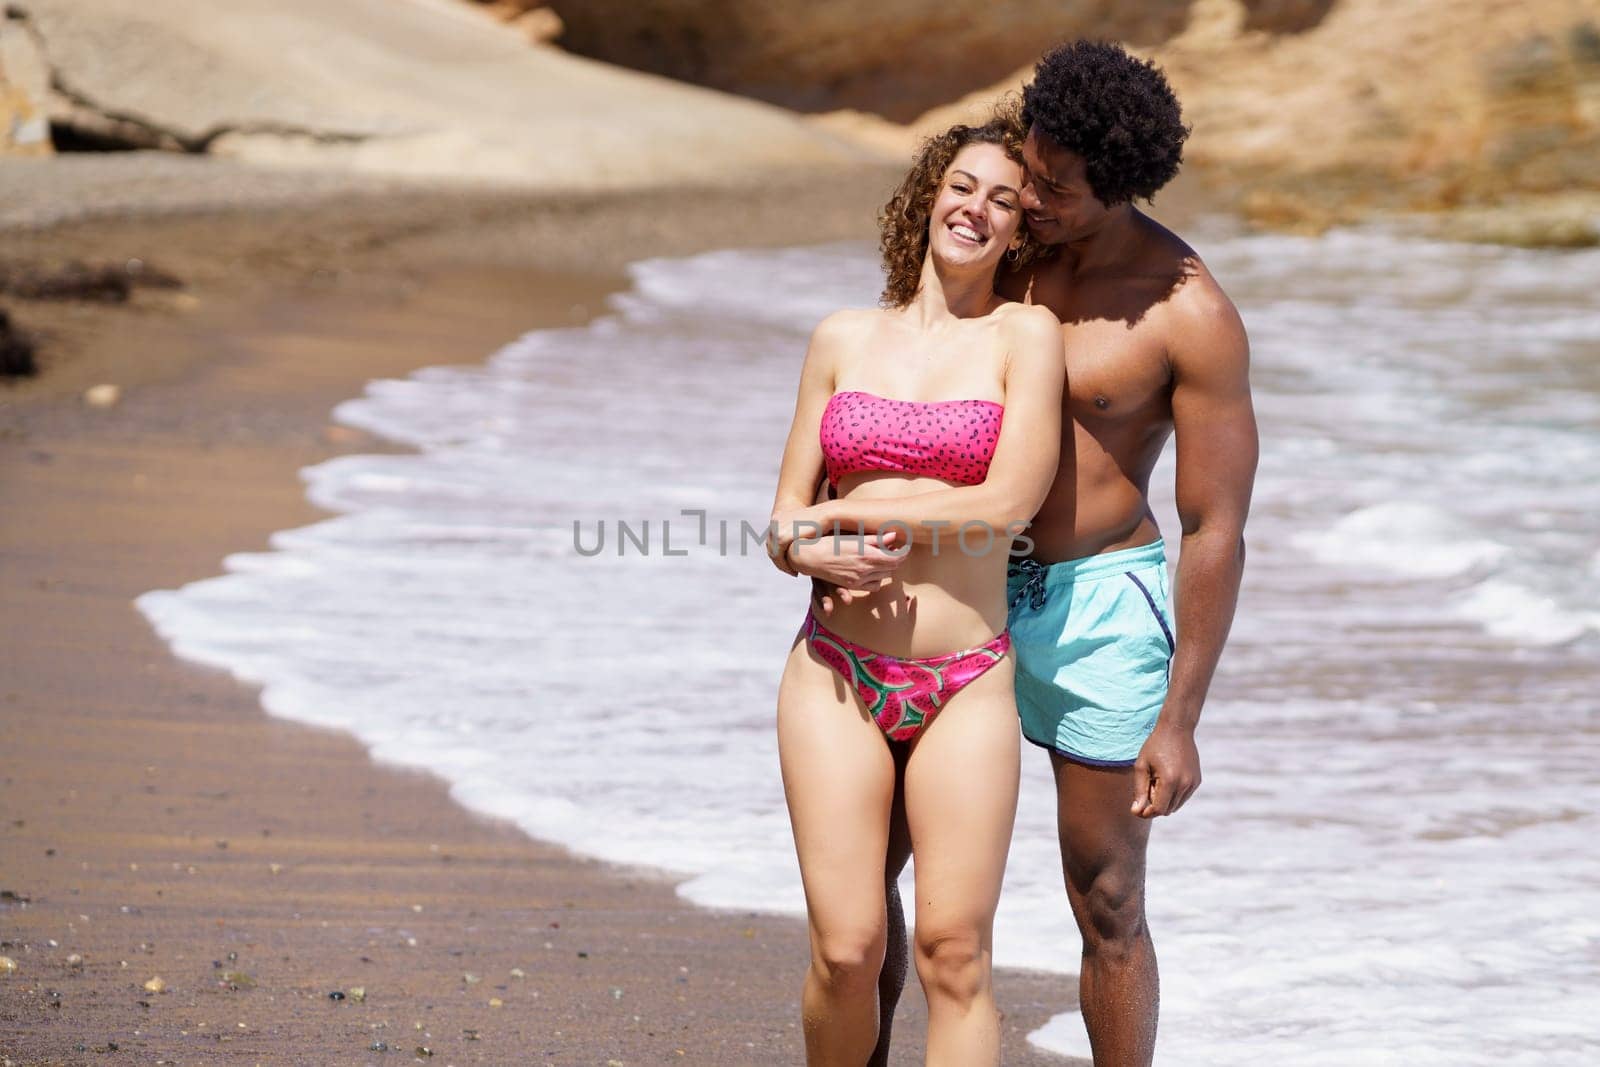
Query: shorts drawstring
1010 558 1049 611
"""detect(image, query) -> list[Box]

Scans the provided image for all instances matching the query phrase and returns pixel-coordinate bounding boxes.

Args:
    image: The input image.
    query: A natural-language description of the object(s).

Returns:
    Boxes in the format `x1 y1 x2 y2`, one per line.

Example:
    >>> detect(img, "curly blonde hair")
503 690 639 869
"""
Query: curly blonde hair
877 106 1040 309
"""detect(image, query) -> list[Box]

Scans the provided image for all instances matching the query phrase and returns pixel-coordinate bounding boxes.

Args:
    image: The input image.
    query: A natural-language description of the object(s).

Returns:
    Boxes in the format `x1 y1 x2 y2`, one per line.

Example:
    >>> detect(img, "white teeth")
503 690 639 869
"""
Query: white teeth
951 224 984 243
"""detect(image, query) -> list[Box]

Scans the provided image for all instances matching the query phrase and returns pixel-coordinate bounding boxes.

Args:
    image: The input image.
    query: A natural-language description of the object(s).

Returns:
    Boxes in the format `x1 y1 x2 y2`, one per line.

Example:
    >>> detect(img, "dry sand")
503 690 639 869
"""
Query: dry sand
0 161 1078 1064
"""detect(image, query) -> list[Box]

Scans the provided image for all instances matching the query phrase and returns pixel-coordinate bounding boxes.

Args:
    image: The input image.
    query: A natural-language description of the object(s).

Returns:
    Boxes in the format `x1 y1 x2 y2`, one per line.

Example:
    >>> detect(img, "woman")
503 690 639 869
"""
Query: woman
767 117 1067 1065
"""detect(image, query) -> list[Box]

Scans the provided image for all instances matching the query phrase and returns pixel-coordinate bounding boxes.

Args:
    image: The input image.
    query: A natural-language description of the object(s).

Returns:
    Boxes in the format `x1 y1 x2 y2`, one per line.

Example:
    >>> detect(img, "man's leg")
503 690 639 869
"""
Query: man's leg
1052 754 1157 1066
869 745 913 1067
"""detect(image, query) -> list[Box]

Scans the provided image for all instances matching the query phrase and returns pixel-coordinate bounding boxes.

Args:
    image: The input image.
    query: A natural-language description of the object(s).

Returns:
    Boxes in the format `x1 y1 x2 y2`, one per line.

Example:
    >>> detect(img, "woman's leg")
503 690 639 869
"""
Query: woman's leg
778 636 899 1066
902 659 1021 1067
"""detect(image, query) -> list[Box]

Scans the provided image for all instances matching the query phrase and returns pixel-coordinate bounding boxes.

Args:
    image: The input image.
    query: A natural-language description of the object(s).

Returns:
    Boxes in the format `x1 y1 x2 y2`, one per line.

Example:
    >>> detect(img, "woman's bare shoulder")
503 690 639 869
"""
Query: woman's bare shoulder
991 301 1062 362
813 306 886 340
808 307 889 365
991 299 1061 333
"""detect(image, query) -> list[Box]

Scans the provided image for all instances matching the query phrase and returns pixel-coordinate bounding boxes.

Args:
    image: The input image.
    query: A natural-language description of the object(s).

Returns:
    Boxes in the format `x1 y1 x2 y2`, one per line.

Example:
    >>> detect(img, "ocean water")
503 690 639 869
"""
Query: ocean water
137 228 1600 1064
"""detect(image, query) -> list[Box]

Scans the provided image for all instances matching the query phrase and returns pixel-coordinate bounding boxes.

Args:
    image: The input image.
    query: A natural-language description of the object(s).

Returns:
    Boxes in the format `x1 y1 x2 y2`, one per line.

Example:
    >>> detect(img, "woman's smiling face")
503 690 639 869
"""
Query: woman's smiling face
925 142 1025 272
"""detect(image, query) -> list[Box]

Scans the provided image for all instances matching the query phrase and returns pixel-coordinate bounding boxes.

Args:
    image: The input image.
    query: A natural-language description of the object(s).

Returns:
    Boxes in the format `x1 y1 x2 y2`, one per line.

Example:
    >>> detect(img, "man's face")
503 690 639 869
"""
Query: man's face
1020 124 1112 246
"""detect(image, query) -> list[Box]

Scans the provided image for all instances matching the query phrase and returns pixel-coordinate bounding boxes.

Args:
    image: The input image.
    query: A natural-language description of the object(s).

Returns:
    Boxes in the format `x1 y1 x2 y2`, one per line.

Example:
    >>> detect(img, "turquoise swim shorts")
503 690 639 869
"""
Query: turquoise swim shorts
1005 540 1175 767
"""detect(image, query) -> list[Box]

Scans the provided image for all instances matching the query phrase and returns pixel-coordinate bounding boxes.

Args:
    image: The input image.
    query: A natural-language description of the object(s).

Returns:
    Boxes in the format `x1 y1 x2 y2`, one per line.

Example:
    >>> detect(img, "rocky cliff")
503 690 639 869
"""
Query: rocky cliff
801 0 1600 243
1 0 871 188
544 0 1195 121
8 0 1595 243
1154 0 1600 240
0 11 51 156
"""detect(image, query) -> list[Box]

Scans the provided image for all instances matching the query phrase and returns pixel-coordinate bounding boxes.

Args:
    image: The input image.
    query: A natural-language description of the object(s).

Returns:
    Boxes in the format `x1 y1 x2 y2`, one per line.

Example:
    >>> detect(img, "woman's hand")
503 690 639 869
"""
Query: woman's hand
791 531 908 604
767 503 835 574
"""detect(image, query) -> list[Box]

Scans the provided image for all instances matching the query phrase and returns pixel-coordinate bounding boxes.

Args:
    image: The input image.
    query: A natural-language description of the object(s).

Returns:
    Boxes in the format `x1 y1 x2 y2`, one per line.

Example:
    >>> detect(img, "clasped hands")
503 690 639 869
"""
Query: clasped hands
768 505 909 612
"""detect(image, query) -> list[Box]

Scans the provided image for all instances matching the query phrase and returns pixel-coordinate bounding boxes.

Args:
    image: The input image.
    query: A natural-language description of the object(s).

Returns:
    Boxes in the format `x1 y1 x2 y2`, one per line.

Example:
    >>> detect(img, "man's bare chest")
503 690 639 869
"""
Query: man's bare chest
1059 320 1171 420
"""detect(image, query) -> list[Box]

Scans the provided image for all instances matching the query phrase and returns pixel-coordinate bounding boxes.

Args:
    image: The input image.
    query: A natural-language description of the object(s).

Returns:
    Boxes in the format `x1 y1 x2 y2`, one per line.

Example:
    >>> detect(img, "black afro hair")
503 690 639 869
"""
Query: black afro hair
1021 40 1189 205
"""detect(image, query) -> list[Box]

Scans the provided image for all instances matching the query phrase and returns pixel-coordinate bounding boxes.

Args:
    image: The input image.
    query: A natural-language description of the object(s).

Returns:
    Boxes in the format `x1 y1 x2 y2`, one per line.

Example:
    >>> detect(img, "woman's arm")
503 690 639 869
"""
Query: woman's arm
777 305 1067 550
766 311 854 574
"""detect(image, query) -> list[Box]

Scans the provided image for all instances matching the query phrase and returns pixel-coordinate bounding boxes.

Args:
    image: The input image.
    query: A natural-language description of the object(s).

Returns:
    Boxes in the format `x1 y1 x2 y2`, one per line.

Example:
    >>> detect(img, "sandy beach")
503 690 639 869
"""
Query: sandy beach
10 0 1593 1059
0 161 1078 1065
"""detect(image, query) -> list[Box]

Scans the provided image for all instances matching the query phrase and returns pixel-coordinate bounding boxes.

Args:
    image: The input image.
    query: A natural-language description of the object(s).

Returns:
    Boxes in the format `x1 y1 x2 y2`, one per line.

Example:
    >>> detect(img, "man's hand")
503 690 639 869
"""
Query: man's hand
1130 719 1201 818
791 531 909 614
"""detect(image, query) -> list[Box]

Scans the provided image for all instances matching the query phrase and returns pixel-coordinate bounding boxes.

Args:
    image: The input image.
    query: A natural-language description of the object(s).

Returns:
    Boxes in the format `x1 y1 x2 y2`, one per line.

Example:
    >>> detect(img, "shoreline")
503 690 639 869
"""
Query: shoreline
0 177 1080 1064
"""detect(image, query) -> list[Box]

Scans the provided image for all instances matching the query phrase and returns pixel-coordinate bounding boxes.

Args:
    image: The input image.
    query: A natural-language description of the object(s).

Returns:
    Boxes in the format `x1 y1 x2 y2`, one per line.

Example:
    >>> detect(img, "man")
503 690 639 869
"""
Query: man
985 39 1256 1064
844 40 1257 1066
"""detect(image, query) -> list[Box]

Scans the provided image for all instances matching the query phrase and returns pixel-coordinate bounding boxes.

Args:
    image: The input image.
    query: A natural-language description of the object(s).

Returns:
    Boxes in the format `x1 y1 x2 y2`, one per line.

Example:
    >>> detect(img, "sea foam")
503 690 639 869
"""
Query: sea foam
137 231 1600 1065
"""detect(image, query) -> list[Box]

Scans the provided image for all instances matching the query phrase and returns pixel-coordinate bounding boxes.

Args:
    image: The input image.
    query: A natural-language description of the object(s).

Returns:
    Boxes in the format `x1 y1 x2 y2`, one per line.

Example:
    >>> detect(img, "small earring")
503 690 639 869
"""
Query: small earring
1005 242 1022 262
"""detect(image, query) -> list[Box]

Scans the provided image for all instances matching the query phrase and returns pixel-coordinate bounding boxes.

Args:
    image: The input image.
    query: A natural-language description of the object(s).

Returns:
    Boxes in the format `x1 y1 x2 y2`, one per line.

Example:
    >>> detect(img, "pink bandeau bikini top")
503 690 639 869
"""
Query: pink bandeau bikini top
820 390 1004 488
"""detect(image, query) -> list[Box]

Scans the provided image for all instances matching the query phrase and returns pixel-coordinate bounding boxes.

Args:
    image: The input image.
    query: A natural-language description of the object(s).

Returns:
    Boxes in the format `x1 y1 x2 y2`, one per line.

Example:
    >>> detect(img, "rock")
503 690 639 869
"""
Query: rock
122 258 183 290
511 6 563 45
66 953 84 968
0 309 36 378
1485 32 1565 95
348 985 365 1002
21 0 873 186
1571 20 1600 67
545 0 1192 120
1238 0 1337 34
0 13 53 156
880 0 1600 230
83 383 120 407
22 261 128 301
1158 0 1600 203
457 0 563 43
142 975 165 993
0 956 17 973
0 259 181 303
1426 195 1600 248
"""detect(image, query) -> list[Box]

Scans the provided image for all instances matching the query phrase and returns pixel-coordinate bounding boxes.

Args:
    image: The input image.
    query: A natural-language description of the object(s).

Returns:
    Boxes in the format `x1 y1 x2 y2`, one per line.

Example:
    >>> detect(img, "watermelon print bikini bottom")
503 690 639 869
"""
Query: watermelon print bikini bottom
803 611 1012 742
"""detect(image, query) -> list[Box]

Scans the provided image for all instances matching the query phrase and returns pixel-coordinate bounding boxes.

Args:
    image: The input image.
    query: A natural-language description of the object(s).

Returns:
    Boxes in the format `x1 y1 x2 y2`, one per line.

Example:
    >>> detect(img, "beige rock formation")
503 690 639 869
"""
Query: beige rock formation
13 0 876 187
1155 0 1600 225
457 1 563 45
544 0 1193 122
809 81 1030 167
1 13 52 156
511 8 564 47
808 0 1600 239
1236 0 1337 35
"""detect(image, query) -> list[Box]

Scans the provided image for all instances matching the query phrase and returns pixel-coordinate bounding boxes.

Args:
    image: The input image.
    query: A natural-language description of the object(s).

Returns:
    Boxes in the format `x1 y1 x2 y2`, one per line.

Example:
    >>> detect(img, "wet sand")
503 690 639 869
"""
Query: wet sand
0 165 1078 1064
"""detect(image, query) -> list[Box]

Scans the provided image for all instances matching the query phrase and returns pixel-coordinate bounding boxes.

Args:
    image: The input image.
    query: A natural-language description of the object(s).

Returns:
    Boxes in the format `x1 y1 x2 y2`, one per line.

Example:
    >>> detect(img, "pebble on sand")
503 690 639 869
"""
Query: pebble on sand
142 976 166 993
84 383 121 408
0 956 17 974
0 309 36 378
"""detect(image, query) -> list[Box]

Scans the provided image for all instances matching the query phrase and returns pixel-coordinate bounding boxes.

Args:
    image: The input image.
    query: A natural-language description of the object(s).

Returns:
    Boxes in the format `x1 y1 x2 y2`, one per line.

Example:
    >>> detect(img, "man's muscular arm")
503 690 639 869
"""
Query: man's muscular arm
1133 277 1257 818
